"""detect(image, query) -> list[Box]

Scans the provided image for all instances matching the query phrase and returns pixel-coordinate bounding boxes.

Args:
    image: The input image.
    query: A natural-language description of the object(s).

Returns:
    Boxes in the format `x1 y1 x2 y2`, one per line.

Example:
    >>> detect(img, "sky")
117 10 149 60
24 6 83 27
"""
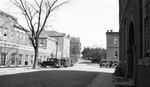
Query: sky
0 0 119 50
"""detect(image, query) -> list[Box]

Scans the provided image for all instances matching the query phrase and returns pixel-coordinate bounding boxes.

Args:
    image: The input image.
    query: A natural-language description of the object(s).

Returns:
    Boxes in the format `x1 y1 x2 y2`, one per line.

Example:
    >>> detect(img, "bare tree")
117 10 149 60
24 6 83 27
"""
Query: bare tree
12 0 69 68
0 44 19 67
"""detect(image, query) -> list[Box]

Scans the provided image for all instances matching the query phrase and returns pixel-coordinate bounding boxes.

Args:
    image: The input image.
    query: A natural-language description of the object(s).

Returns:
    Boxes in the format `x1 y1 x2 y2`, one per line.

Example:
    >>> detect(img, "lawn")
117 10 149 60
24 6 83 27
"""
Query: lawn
0 70 98 87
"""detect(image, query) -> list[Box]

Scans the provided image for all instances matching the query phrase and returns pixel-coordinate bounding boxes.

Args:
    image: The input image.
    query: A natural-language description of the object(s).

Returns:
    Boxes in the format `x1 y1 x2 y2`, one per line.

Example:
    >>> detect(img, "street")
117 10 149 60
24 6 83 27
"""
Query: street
0 59 115 87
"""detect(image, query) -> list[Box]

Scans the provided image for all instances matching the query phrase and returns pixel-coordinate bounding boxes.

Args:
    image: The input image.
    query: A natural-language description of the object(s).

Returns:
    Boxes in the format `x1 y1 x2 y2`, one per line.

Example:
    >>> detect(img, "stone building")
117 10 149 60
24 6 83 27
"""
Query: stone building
0 10 59 67
119 0 150 87
106 30 119 63
46 31 70 59
70 37 81 62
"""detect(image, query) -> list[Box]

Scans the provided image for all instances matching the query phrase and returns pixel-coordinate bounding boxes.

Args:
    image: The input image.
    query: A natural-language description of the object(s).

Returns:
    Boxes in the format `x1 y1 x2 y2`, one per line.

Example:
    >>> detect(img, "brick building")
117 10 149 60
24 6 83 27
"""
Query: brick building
119 0 150 87
106 30 119 63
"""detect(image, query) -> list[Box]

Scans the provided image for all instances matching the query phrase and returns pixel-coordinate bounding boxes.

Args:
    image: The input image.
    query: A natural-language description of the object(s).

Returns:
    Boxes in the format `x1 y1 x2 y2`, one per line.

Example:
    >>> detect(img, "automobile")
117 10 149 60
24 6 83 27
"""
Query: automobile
60 58 74 67
39 58 60 68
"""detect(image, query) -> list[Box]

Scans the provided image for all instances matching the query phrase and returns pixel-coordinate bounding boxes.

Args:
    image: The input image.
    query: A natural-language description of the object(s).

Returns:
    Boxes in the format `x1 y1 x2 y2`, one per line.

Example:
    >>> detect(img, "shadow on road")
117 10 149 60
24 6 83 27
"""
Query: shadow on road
0 70 100 87
0 70 114 87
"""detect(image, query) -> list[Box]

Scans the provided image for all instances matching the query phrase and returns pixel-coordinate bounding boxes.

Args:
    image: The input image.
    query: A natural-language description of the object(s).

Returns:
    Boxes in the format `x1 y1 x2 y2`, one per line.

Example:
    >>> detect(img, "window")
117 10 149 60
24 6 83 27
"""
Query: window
18 54 22 65
38 59 41 63
10 30 14 42
115 51 118 57
31 55 34 65
11 53 16 65
114 38 118 45
40 56 42 61
20 32 23 44
1 53 6 66
25 55 28 65
51 53 54 58
28 38 32 46
114 51 118 58
44 56 46 61
23 34 26 45
16 31 19 38
25 55 29 60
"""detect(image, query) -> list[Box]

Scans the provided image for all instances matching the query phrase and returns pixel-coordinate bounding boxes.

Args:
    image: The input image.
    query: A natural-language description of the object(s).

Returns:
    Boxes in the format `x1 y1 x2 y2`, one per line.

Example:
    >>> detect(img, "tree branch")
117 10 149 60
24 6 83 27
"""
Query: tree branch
36 0 44 35
51 1 68 12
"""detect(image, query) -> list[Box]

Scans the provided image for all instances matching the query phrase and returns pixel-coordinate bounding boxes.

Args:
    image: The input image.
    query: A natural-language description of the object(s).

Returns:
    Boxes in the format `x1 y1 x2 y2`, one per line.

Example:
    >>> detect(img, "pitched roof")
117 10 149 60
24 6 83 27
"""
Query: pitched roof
44 30 66 37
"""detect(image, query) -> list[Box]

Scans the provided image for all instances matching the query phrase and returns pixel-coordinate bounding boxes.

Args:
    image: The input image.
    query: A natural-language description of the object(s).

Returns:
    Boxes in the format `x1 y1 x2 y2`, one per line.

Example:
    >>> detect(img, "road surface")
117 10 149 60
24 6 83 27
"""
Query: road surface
0 59 115 87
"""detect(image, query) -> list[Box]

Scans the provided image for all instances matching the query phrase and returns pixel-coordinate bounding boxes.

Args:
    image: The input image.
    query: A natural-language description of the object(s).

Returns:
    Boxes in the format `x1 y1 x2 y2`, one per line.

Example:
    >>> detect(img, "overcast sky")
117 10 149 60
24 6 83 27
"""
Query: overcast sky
0 0 119 49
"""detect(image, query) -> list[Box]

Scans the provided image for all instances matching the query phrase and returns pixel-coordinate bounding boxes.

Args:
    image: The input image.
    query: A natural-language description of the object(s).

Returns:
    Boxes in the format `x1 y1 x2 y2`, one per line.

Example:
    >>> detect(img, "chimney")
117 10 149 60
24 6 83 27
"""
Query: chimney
110 30 113 32
107 30 109 32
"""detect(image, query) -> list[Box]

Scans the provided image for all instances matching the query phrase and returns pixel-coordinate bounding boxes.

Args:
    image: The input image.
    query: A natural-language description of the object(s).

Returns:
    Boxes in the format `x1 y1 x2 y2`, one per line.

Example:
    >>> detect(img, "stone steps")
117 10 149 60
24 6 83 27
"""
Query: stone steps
112 76 135 87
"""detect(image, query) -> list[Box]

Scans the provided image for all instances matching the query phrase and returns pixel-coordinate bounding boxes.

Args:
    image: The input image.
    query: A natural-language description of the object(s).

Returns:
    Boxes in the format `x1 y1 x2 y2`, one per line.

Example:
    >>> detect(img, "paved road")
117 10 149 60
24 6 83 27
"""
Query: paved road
72 59 115 87
0 59 115 87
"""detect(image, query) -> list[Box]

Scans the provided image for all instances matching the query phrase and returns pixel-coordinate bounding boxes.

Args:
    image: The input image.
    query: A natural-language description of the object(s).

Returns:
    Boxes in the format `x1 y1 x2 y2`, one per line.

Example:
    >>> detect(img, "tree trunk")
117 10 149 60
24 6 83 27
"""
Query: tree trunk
33 46 39 69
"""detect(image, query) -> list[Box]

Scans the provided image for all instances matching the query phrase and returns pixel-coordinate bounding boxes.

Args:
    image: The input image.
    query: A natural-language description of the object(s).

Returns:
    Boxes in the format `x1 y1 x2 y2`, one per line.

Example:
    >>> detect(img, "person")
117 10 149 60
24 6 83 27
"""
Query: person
99 61 102 67
109 61 113 68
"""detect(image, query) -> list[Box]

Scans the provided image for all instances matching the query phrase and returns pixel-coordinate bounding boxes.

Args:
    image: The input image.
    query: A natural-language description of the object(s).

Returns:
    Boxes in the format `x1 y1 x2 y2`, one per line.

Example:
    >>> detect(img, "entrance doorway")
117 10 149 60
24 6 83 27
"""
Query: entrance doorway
127 22 135 78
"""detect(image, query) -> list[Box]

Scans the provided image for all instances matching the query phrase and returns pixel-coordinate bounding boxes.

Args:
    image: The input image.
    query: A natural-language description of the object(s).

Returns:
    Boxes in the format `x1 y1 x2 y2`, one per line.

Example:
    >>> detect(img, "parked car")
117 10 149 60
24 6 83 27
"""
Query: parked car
39 58 60 68
60 59 74 67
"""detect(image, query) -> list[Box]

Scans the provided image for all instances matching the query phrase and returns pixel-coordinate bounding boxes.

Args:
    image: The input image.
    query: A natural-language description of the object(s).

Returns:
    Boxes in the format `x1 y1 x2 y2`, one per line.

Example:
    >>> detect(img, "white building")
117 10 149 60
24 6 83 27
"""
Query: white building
46 31 70 59
0 10 59 67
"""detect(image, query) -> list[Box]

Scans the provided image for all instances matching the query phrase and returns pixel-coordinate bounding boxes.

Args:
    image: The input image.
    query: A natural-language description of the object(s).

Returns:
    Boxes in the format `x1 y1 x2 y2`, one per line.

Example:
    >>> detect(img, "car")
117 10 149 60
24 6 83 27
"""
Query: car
39 58 60 68
60 58 74 67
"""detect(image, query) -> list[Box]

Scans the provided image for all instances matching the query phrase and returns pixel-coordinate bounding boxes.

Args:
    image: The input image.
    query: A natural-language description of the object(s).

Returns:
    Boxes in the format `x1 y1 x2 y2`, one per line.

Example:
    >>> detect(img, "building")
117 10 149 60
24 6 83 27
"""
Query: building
119 0 150 87
106 30 119 63
46 30 70 59
0 10 58 67
70 37 81 62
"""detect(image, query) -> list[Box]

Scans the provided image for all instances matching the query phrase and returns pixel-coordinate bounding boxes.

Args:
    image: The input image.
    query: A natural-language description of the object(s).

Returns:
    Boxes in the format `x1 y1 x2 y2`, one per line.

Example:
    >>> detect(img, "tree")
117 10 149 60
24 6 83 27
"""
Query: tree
12 0 69 68
70 45 80 57
81 47 90 59
81 47 106 63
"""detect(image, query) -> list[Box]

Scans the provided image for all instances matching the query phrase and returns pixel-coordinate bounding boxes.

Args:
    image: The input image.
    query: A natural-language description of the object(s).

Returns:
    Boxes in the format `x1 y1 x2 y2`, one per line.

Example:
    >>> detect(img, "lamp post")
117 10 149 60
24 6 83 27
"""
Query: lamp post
55 41 58 59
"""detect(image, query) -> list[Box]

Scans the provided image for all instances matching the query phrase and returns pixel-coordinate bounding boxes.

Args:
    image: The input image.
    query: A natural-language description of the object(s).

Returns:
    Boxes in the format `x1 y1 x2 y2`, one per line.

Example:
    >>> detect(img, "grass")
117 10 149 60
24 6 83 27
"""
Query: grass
0 70 98 87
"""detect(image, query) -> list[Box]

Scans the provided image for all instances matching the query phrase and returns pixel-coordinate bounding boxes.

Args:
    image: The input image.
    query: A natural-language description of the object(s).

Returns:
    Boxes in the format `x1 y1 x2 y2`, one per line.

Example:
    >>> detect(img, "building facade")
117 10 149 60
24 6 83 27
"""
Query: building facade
119 0 150 87
47 31 70 59
70 37 81 62
106 30 119 63
0 10 58 67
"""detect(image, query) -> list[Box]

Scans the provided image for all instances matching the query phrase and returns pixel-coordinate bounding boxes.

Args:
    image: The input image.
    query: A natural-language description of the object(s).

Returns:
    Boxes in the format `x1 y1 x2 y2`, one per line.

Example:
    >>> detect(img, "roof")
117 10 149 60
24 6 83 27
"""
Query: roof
48 31 66 37
0 10 17 21
106 30 119 34
70 37 81 43
43 30 66 37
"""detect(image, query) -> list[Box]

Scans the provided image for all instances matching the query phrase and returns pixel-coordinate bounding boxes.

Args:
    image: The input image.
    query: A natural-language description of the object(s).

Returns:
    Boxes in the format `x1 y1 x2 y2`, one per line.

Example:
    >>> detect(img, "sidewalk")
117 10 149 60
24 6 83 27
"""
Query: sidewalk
87 72 115 87
0 67 54 76
0 67 36 75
